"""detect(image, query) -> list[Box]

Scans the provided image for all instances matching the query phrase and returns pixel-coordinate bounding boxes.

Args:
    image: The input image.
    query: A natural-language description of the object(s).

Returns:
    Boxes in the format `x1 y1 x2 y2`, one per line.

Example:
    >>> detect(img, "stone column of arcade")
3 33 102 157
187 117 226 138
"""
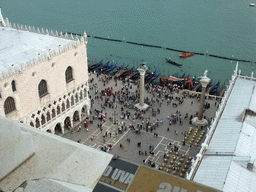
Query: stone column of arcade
192 70 211 128
135 63 149 110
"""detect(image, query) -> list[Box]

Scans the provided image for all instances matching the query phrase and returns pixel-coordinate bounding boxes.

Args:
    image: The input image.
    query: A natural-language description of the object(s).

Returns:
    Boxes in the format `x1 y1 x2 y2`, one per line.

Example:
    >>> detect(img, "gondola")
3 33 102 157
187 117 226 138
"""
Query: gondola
97 61 110 72
180 73 186 78
110 63 126 76
145 69 157 80
117 63 124 70
123 64 129 70
119 67 134 79
130 72 140 80
126 67 138 79
104 62 117 73
165 58 182 66
210 82 220 94
89 59 103 71
102 61 114 71
172 72 178 77
110 69 118 76
150 70 160 81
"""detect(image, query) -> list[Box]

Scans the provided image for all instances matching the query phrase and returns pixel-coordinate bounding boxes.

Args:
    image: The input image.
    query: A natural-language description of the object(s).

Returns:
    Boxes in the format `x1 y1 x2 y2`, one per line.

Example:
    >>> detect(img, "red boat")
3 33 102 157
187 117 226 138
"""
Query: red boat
179 52 194 58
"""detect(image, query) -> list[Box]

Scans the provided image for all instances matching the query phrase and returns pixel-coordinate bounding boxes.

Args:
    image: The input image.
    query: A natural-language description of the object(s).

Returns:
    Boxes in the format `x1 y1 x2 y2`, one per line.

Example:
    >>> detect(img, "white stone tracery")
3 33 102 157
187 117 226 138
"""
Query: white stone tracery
24 81 90 134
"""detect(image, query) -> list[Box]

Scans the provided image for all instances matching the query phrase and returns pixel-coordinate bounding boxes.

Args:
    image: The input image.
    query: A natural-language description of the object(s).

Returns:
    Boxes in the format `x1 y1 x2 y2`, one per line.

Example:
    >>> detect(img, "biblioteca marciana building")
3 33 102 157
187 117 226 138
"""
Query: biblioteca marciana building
0 8 90 134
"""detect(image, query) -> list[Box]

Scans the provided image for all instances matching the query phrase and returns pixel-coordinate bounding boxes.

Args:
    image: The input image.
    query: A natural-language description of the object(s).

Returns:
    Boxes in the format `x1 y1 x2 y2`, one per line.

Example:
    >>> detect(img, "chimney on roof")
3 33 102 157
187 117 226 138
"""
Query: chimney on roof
0 6 7 27
247 162 253 171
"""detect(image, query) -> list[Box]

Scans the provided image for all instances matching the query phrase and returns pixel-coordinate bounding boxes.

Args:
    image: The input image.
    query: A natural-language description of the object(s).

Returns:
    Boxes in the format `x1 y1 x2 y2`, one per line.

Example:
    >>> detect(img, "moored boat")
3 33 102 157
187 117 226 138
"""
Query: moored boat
117 63 125 70
97 61 110 73
129 72 140 80
210 81 220 94
145 69 157 80
89 59 103 71
172 72 178 77
179 52 195 58
150 70 160 81
119 67 134 79
104 62 117 73
165 58 182 66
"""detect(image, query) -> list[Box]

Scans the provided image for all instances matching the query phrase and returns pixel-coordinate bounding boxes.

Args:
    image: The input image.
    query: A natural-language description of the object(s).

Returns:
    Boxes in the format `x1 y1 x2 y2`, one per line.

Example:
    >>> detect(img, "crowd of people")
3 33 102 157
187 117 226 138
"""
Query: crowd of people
75 69 219 166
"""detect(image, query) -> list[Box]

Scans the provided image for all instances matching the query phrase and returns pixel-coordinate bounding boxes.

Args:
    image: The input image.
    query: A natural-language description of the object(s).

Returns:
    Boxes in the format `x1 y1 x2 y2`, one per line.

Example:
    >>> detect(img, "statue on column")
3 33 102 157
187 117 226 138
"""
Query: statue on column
203 70 208 77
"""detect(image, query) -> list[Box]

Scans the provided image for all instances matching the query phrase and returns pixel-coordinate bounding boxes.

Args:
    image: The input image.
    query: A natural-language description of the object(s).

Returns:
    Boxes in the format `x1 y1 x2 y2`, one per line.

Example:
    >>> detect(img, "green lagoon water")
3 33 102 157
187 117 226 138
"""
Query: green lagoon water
2 0 256 87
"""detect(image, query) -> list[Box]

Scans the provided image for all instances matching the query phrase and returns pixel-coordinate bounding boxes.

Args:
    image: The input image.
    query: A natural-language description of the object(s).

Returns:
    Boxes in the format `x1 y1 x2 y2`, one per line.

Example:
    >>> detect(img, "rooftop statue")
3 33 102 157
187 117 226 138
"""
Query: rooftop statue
204 70 208 77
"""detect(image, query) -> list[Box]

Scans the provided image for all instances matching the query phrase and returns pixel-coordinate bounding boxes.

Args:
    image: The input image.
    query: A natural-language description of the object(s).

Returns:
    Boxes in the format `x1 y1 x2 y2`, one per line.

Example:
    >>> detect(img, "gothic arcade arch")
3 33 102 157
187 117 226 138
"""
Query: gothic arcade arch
62 102 65 112
73 110 80 123
47 111 51 121
64 116 71 129
75 93 79 103
66 99 70 109
55 123 62 135
71 96 74 106
30 122 34 127
57 105 61 115
80 90 83 100
36 118 40 128
41 114 46 125
52 108 56 118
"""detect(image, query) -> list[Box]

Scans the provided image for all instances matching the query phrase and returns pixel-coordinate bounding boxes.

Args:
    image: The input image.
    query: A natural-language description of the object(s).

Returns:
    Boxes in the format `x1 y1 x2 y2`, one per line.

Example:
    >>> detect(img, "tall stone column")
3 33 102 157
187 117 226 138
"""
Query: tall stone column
198 86 207 120
192 70 211 127
135 64 149 110
139 68 146 106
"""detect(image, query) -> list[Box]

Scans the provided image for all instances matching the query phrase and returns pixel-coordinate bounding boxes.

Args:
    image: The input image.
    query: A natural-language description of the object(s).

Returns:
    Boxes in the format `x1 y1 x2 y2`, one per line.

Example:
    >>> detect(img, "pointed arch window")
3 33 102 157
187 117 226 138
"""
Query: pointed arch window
66 99 70 109
11 80 16 92
41 114 46 125
47 111 51 121
75 93 79 103
71 96 74 106
80 91 83 100
38 80 48 98
65 66 74 83
52 108 56 118
57 105 61 115
4 97 16 115
62 102 65 112
36 118 40 128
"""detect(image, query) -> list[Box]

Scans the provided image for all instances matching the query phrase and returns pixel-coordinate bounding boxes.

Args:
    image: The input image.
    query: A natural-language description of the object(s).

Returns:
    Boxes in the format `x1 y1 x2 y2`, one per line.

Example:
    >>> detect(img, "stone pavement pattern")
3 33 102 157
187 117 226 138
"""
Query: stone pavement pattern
62 71 220 176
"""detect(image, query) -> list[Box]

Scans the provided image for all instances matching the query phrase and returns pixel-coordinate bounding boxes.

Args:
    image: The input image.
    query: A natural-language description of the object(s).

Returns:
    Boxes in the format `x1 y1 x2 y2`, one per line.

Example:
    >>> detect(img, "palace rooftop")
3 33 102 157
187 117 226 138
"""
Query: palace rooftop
0 26 75 74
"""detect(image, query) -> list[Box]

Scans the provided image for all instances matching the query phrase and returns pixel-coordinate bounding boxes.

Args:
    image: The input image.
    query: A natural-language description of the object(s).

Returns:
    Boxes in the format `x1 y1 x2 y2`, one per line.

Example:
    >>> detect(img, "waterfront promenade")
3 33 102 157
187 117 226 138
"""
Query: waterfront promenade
63 71 220 175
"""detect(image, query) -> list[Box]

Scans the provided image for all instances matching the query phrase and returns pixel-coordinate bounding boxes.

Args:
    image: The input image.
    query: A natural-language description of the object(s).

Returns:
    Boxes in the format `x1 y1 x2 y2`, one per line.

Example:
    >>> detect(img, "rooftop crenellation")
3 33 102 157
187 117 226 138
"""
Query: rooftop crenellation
0 16 87 81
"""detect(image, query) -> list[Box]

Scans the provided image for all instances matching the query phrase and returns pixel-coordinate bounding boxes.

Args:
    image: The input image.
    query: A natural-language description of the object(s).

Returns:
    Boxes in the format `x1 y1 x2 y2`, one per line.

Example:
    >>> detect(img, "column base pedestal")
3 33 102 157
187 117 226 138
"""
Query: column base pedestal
191 117 208 127
135 103 149 111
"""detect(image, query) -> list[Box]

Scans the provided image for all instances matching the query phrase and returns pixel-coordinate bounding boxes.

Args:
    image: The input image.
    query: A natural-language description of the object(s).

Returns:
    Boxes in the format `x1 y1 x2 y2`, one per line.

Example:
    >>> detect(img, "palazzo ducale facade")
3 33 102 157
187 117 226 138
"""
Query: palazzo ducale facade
0 13 90 134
